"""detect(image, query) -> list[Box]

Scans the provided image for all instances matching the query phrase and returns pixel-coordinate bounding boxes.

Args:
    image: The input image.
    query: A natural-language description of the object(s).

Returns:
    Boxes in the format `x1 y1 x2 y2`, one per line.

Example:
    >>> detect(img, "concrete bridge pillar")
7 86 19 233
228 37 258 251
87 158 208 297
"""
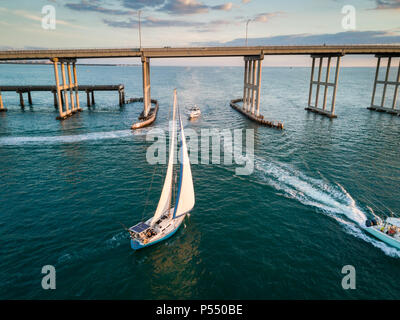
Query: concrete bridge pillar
305 54 342 118
18 91 25 109
53 91 57 108
72 61 82 112
60 61 71 116
368 54 400 115
118 86 125 107
243 54 263 116
0 89 6 112
28 91 32 105
141 56 151 118
51 58 80 120
230 52 283 129
67 62 76 113
85 89 96 107
17 91 33 108
51 58 67 119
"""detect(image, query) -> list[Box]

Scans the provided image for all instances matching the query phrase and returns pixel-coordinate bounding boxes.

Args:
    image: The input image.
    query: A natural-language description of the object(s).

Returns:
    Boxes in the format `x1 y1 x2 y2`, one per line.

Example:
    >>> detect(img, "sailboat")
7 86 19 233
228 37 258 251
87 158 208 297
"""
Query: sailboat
128 89 195 250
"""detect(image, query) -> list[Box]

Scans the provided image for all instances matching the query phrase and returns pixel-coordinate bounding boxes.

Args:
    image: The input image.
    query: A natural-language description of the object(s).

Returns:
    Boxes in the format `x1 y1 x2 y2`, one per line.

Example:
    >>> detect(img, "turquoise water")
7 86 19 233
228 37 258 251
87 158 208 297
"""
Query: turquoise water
0 64 399 299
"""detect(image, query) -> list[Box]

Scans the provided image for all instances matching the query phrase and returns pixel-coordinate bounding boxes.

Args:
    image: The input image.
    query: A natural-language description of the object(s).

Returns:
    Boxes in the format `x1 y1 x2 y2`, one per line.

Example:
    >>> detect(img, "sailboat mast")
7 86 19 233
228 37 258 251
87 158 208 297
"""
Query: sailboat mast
168 89 177 213
172 96 195 219
150 89 177 226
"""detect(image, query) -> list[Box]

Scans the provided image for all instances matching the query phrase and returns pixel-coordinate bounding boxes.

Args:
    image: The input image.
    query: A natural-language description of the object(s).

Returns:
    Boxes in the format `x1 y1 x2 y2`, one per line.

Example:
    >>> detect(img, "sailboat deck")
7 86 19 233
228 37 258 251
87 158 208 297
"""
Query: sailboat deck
129 222 150 233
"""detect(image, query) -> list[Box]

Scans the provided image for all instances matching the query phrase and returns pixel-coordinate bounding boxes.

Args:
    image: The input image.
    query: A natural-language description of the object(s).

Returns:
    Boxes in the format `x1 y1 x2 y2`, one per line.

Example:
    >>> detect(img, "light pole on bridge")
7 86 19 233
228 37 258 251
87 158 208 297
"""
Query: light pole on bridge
138 10 142 49
245 19 252 46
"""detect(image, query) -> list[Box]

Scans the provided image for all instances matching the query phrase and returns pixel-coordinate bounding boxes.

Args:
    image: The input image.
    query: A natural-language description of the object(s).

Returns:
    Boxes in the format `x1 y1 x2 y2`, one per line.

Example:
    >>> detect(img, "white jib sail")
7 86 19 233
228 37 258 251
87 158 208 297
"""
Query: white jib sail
151 90 177 226
173 106 195 218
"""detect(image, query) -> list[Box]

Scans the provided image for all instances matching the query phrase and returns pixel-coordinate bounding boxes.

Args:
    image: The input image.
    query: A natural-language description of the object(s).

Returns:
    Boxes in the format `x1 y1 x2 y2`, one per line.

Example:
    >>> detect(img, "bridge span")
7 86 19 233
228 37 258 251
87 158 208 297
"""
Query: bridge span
0 45 399 125
1 45 400 60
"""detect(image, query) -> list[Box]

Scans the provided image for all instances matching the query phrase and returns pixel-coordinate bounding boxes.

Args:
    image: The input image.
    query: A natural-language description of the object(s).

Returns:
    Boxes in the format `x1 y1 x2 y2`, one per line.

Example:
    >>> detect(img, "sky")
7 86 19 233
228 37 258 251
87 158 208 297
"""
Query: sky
0 0 399 66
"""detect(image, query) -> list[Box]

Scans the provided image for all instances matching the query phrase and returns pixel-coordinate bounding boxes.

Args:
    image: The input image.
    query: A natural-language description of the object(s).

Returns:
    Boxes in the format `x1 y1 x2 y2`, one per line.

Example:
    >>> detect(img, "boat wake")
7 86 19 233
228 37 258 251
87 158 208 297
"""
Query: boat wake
57 231 128 265
253 157 400 258
0 129 148 146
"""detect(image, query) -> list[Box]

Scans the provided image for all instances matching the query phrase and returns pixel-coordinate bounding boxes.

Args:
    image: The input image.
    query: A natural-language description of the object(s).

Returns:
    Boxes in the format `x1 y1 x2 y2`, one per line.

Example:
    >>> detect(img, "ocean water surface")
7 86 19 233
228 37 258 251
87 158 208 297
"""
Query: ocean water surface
0 64 399 299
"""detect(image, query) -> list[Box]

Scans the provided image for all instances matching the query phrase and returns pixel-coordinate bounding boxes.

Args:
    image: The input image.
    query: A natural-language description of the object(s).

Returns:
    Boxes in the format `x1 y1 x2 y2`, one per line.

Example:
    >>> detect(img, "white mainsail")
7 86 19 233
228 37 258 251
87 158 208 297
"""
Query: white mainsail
173 105 195 218
150 90 177 226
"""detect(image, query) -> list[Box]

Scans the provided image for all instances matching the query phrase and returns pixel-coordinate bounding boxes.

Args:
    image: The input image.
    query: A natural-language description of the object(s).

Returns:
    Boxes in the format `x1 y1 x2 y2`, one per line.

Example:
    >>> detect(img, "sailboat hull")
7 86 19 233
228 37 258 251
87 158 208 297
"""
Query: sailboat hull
130 214 186 250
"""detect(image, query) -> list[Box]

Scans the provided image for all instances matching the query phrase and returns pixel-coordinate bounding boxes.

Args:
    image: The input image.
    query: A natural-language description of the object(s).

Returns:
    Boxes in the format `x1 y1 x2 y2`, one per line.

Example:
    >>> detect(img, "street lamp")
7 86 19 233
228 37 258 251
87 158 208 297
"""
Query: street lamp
138 10 142 49
245 19 252 46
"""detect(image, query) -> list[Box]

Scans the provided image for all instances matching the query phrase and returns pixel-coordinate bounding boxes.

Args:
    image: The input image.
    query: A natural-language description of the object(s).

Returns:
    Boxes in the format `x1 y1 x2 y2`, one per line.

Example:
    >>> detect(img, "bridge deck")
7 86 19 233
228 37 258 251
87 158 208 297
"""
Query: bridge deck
0 45 400 60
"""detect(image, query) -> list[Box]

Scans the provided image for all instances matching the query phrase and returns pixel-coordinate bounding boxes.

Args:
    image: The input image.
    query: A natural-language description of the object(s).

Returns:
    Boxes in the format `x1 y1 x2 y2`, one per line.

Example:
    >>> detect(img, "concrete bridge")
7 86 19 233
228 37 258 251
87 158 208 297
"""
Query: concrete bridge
0 45 400 125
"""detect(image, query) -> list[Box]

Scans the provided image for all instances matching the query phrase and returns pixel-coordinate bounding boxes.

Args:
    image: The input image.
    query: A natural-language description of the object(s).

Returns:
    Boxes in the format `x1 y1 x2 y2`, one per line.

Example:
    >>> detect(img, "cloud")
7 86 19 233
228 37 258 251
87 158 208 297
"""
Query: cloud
13 10 43 22
65 0 134 15
242 0 251 3
196 19 238 32
233 11 283 24
121 0 166 10
253 12 283 22
64 0 234 15
159 0 209 14
373 0 400 10
58 0 237 16
103 15 237 32
103 16 204 28
194 30 400 46
102 7 282 32
212 2 233 11
157 0 235 15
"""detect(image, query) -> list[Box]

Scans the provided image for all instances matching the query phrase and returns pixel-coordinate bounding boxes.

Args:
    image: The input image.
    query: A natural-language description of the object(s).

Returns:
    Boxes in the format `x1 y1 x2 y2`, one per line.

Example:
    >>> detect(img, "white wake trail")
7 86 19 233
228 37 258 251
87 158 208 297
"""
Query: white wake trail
254 157 400 258
0 129 149 146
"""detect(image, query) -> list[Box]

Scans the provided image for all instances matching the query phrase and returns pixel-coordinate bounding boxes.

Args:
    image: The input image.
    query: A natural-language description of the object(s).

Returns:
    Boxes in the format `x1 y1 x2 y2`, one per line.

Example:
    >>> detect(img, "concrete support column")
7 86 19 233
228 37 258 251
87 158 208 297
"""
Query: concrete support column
322 57 331 111
0 90 6 112
18 91 25 108
243 54 264 116
141 56 151 118
368 55 400 115
255 58 263 117
393 60 400 110
52 58 67 119
256 59 262 117
308 57 315 107
117 85 125 106
251 60 257 113
246 60 253 111
381 56 392 108
91 91 95 105
28 91 32 105
331 56 341 116
67 62 76 113
370 57 381 109
119 89 123 107
72 62 81 111
314 57 323 108
243 60 248 110
306 54 342 118
53 91 57 108
60 62 70 116
86 90 91 107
